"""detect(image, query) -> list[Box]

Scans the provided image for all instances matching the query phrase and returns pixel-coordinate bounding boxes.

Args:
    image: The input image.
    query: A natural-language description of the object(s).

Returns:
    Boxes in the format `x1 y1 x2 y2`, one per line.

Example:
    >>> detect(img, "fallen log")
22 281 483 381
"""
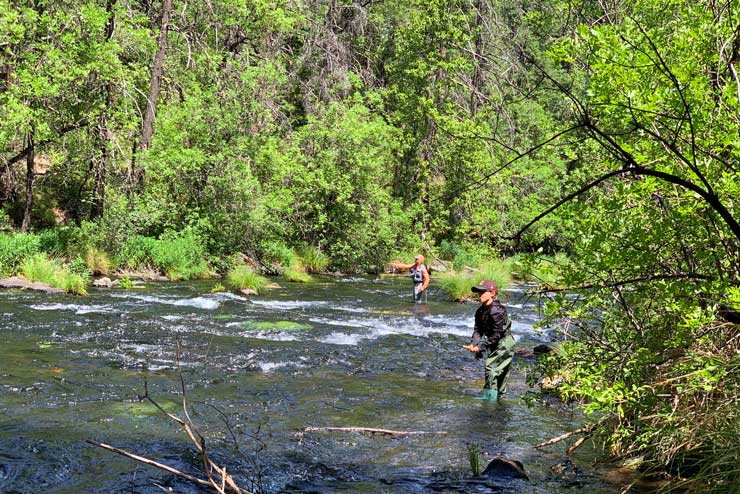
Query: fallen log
304 426 447 436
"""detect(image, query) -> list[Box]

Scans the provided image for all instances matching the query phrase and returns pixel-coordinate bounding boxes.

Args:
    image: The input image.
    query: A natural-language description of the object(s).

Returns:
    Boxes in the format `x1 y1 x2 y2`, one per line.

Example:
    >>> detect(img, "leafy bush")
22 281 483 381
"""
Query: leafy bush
438 240 498 272
511 251 569 285
258 240 294 273
226 265 268 294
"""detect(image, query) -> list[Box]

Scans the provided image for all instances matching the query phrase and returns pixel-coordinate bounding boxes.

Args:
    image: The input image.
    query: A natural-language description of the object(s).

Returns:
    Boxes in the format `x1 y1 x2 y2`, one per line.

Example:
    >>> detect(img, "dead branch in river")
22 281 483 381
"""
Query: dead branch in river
303 426 447 436
89 379 250 494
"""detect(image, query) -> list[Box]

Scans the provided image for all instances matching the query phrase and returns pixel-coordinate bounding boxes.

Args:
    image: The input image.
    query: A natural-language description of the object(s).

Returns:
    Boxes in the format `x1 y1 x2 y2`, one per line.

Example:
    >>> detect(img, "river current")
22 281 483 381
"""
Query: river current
0 276 620 493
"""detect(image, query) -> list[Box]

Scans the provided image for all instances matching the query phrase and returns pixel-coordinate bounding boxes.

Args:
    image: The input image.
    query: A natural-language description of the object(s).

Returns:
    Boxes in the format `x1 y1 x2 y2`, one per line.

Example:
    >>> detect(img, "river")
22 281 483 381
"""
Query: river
0 276 621 493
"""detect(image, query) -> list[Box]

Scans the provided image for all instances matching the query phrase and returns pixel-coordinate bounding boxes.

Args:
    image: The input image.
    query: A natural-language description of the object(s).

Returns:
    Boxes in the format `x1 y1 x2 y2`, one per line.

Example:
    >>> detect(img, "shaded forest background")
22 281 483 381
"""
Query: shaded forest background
2 0 740 492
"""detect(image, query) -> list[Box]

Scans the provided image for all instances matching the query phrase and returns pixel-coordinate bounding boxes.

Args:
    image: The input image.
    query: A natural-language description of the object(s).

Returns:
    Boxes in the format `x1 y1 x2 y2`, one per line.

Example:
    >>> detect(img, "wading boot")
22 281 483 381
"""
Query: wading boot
477 389 498 401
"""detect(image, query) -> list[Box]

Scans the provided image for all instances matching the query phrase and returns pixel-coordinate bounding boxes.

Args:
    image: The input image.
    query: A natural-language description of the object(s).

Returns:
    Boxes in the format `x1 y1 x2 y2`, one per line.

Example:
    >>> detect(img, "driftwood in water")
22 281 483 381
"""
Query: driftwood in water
304 426 447 436
86 440 216 489
89 378 249 494
535 416 608 455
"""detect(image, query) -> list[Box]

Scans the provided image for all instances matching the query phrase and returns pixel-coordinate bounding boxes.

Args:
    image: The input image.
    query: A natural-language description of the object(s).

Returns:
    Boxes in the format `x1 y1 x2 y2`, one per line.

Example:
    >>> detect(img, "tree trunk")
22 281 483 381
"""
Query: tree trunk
140 0 172 150
470 0 486 116
133 0 172 190
90 0 116 219
20 131 34 232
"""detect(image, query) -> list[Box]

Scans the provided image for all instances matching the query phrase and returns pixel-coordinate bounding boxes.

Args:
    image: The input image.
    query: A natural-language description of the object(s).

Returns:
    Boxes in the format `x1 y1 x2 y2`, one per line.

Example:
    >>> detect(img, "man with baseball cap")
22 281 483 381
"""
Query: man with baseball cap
463 280 515 401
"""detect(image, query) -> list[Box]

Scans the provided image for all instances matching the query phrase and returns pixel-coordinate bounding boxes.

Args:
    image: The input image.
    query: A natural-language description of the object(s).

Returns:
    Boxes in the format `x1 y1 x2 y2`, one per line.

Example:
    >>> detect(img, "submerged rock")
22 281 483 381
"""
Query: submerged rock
481 457 529 480
0 276 64 294
92 277 120 288
533 344 553 355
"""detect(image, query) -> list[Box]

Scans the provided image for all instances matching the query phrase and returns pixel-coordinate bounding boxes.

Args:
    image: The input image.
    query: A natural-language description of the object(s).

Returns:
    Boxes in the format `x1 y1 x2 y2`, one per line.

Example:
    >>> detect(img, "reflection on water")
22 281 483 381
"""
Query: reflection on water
0 276 618 493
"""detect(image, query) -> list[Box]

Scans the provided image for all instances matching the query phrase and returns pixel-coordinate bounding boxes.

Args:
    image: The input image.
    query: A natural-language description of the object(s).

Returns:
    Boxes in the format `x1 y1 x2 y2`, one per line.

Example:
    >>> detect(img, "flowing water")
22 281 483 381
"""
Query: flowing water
0 276 621 493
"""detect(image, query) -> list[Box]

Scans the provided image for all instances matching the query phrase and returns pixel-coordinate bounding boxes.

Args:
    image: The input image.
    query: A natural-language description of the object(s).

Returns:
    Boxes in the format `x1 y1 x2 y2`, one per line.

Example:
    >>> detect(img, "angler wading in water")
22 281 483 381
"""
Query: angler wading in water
463 280 515 401
390 255 430 303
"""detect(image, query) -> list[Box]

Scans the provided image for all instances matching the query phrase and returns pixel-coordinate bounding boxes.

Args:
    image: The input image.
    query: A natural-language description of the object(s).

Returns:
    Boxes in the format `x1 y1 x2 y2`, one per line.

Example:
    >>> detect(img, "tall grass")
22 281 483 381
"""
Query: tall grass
0 232 41 276
85 247 112 275
116 231 210 280
21 253 60 284
226 265 269 294
20 253 88 295
437 258 513 301
284 255 312 283
468 443 483 476
297 244 329 273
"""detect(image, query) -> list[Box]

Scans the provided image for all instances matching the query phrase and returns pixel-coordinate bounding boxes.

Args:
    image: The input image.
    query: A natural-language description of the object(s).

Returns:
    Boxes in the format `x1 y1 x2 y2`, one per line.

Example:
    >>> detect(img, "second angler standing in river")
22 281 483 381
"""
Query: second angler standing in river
463 280 515 401
390 254 430 303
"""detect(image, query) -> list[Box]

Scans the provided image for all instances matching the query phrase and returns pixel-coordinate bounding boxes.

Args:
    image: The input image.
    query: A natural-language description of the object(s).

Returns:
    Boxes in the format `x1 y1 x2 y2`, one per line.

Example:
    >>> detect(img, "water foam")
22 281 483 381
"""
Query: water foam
110 293 221 310
29 303 112 315
249 300 329 310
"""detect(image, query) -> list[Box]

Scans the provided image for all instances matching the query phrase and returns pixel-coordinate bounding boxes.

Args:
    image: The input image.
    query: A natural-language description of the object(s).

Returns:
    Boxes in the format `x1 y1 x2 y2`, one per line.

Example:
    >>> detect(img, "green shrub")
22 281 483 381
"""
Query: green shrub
0 232 42 276
226 265 268 294
153 230 210 280
438 240 496 271
297 244 329 273
116 235 157 270
119 276 133 289
259 240 294 272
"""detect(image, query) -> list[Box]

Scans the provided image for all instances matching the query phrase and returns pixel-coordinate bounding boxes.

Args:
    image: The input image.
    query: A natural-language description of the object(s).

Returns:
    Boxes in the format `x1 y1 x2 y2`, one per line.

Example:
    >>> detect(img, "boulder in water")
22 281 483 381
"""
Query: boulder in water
239 288 258 296
92 277 120 288
534 344 553 356
481 457 529 480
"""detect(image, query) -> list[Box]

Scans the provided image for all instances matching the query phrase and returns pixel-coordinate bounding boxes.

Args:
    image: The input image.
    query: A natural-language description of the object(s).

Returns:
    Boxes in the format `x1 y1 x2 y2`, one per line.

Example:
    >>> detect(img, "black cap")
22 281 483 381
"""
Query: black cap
471 280 498 293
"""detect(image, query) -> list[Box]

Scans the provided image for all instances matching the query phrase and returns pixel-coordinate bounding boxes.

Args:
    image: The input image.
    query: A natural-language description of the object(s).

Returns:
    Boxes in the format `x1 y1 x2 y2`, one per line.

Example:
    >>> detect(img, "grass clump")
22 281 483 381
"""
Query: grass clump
0 232 41 276
297 244 329 273
437 258 513 301
21 253 60 285
116 230 210 280
85 247 112 275
468 443 483 477
21 253 88 295
284 256 312 283
226 265 269 294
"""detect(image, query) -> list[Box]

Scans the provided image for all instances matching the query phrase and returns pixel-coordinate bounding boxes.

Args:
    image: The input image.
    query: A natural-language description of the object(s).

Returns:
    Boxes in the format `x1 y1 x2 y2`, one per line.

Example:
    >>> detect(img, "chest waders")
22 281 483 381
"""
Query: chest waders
411 265 427 304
